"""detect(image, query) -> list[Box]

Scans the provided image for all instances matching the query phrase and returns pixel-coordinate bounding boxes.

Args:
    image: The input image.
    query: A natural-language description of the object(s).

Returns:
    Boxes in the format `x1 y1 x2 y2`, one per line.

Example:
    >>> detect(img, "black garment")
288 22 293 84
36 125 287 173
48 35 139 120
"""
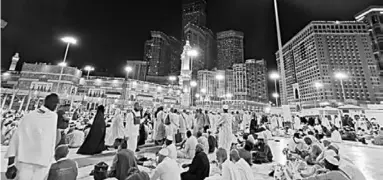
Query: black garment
181 151 210 180
137 123 147 146
57 110 69 129
207 135 217 153
77 106 107 155
250 119 257 134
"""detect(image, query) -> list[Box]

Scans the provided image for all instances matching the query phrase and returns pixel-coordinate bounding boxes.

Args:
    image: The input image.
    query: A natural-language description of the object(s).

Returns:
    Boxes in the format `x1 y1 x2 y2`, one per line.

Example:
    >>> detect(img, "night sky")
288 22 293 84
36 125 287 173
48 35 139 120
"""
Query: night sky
2 0 383 76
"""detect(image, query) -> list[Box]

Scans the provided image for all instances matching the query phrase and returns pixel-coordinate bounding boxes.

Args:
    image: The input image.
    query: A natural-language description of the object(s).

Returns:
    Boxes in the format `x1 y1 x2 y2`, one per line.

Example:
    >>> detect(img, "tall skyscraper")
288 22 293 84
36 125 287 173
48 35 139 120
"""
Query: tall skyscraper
182 0 207 35
233 63 247 100
144 31 181 76
276 21 382 110
184 23 216 74
217 30 244 70
246 59 268 103
355 6 383 87
126 60 148 81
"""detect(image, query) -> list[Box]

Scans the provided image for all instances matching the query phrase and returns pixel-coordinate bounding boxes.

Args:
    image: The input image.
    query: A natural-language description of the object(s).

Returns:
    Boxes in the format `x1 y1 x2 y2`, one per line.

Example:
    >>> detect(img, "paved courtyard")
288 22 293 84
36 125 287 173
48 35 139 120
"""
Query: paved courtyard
1 138 383 180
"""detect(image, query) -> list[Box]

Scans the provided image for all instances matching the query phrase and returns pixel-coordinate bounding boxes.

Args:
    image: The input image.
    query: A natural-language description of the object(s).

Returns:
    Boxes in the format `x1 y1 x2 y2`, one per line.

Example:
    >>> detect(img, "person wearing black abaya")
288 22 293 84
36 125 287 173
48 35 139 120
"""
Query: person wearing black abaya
77 105 107 155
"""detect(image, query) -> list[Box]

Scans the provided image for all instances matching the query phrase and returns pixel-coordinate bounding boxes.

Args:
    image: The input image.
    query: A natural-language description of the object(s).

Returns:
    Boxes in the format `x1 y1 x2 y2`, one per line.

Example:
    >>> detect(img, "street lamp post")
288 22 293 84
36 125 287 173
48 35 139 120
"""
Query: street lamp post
84 66 95 79
314 82 323 108
56 36 77 93
124 66 133 107
190 80 197 106
273 0 287 106
272 93 279 107
335 72 348 101
269 72 280 98
169 76 177 86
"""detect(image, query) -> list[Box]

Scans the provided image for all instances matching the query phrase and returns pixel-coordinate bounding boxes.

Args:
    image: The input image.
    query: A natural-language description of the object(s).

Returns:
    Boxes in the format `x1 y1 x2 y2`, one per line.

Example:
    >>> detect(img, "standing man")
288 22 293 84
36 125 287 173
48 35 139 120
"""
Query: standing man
194 109 205 136
56 104 70 146
217 105 233 156
5 93 60 180
125 102 142 152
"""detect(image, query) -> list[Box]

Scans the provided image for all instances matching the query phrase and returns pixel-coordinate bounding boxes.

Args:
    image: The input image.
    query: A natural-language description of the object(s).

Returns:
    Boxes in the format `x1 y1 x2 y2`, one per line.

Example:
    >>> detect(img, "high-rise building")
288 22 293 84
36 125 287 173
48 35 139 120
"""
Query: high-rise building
182 0 207 36
355 6 383 88
276 21 382 110
126 60 148 81
217 30 244 70
144 31 181 76
246 59 268 103
233 63 247 100
197 69 226 99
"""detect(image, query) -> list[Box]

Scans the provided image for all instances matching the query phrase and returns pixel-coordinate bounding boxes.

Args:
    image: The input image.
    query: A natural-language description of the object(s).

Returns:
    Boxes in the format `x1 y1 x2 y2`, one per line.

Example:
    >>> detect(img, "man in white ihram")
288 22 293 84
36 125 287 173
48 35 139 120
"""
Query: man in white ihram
5 93 60 180
125 102 143 152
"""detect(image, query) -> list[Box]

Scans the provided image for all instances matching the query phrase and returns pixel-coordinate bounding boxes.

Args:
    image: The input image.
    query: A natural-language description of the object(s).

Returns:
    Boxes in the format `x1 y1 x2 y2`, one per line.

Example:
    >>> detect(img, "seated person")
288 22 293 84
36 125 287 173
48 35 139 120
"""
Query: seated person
213 147 241 180
196 131 209 155
181 144 210 180
252 134 273 164
177 130 198 159
302 136 324 165
66 125 85 148
355 128 368 144
330 127 343 143
372 127 383 146
152 148 181 180
230 149 255 180
163 135 177 160
48 145 78 180
109 140 137 180
238 140 253 166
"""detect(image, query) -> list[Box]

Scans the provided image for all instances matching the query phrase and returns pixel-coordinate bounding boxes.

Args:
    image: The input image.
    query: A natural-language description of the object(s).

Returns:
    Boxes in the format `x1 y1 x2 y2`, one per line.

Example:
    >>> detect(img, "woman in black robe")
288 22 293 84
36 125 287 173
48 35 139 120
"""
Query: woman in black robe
77 105 107 155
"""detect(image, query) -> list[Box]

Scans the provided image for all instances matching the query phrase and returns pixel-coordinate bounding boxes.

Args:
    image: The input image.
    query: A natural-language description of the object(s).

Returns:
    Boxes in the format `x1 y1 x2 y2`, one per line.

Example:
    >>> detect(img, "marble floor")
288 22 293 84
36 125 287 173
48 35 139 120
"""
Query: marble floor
1 138 383 180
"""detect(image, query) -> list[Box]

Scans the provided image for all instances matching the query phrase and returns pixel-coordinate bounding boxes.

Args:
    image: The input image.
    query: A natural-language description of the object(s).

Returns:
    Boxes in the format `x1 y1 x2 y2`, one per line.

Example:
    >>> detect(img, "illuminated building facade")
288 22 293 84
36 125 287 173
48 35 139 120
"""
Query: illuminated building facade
126 60 148 81
276 21 382 110
355 6 383 91
1 62 182 112
217 30 244 70
144 31 181 76
246 59 269 103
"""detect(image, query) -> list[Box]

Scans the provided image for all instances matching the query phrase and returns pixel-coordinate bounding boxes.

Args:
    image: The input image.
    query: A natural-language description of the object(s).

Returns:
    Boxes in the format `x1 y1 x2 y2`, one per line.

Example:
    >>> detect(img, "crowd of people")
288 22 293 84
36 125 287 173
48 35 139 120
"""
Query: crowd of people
1 92 383 180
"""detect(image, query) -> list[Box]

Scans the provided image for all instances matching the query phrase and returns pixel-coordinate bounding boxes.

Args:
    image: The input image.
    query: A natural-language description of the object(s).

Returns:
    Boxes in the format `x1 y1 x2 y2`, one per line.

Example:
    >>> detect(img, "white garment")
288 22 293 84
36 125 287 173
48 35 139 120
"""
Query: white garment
235 158 255 180
15 162 50 180
106 113 125 145
127 135 138 152
170 113 180 135
334 117 341 128
124 110 141 137
166 143 177 160
178 136 198 159
221 160 241 180
321 117 331 129
331 130 343 143
5 106 57 167
217 113 233 154
151 157 181 180
197 136 209 155
294 117 301 130
209 114 216 131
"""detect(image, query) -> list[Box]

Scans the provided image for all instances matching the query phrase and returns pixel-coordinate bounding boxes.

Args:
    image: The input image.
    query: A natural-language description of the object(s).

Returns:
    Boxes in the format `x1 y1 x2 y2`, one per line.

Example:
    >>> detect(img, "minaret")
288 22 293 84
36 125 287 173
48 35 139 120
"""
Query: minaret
9 53 20 71
179 40 193 106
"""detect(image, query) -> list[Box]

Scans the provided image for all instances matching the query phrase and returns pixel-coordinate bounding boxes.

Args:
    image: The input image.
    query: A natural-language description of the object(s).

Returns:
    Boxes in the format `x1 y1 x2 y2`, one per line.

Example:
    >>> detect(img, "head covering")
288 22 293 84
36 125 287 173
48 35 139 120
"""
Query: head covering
324 150 339 166
223 105 229 110
55 144 69 158
166 135 173 141
158 148 169 157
